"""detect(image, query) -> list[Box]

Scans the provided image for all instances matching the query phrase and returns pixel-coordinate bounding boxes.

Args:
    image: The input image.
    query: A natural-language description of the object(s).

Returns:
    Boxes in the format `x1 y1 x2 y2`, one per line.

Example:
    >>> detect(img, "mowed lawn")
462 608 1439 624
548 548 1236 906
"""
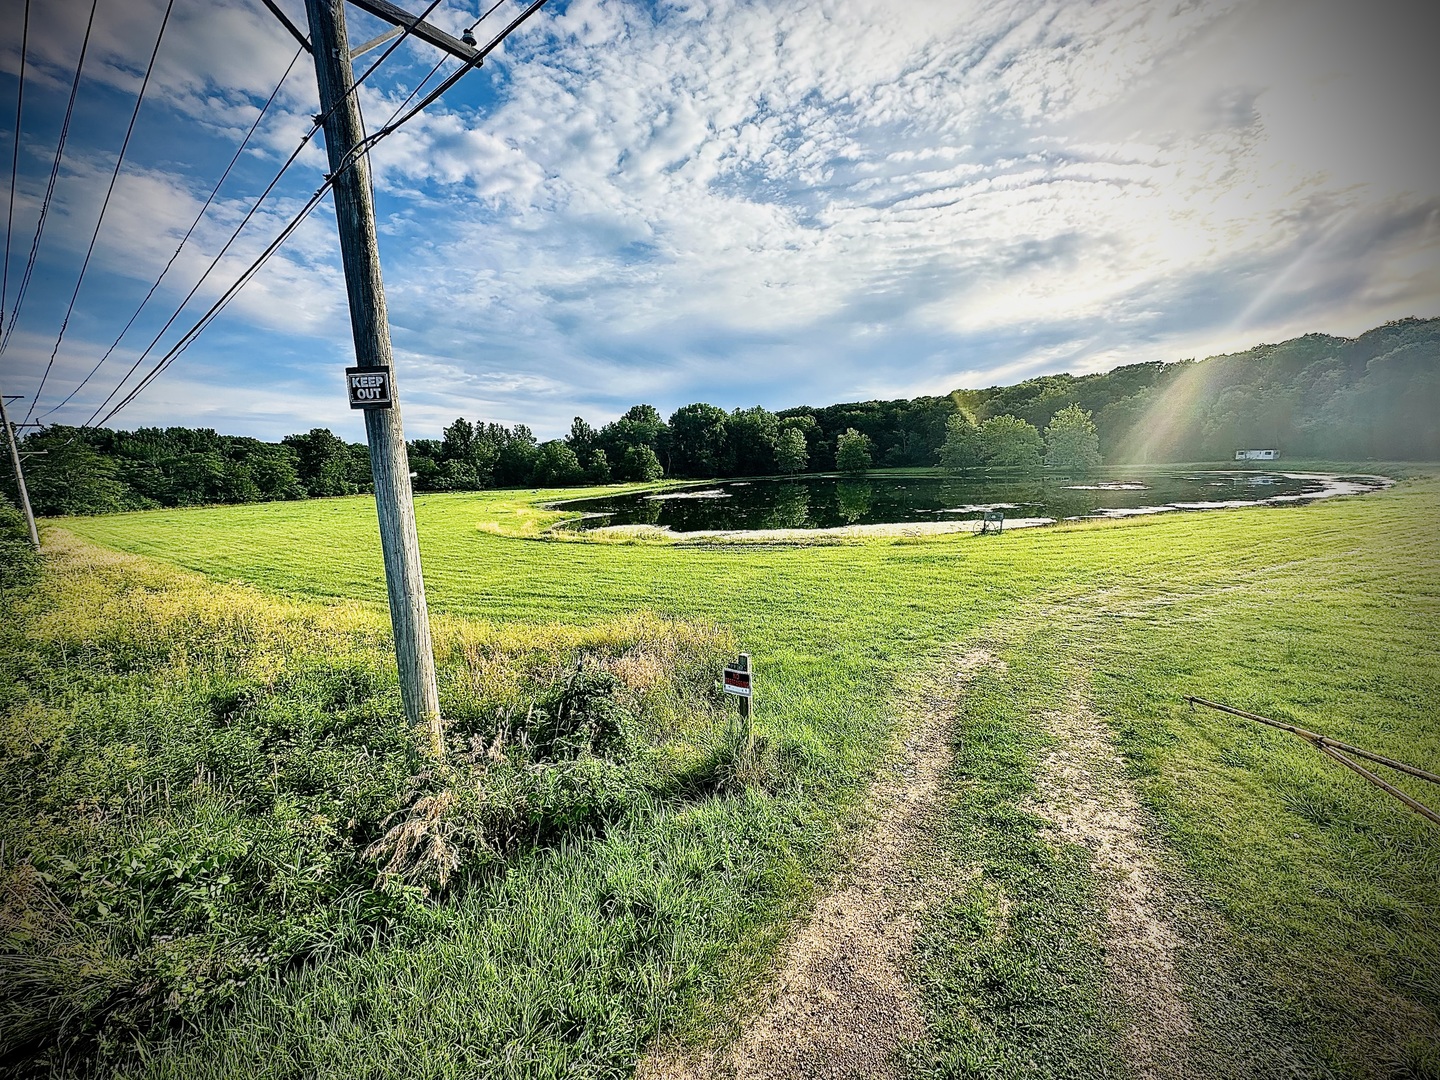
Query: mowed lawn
51 472 1440 1077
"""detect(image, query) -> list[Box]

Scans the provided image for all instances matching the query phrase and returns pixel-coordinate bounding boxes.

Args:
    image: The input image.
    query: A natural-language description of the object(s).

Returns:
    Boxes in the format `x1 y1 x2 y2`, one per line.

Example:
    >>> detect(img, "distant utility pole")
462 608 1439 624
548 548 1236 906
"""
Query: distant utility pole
0 392 40 550
302 0 479 757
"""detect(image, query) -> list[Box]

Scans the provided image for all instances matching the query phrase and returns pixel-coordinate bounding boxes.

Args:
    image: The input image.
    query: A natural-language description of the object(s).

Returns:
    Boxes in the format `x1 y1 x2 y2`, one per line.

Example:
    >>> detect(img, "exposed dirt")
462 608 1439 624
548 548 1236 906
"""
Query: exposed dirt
590 520 1056 542
639 648 1004 1080
1023 685 1192 1080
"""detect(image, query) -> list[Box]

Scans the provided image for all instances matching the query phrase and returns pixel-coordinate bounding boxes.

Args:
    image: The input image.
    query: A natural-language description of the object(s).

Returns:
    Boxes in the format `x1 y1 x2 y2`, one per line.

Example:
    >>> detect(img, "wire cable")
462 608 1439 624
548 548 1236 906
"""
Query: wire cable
38 45 305 421
346 0 449 110
368 0 511 139
391 0 547 128
91 0 550 427
92 184 332 426
25 0 176 425
377 53 448 131
338 0 548 178
465 0 509 35
320 0 447 196
80 134 323 427
0 0 99 357
77 0 453 423
1 0 32 328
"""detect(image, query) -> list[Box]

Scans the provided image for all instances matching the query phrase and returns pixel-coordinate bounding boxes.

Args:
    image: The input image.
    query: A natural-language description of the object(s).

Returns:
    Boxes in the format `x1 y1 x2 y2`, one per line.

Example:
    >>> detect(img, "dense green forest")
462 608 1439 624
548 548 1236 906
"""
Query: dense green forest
6 318 1436 516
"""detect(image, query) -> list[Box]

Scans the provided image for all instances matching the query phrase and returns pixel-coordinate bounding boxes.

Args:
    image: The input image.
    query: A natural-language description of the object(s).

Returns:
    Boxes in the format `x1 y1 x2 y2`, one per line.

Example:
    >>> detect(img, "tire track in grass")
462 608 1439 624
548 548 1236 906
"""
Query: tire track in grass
1022 684 1191 1080
640 648 1003 1080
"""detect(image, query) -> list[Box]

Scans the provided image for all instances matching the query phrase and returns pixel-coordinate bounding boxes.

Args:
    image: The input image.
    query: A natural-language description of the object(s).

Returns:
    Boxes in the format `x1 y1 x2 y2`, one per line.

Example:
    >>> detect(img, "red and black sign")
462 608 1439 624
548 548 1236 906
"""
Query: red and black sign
723 667 752 697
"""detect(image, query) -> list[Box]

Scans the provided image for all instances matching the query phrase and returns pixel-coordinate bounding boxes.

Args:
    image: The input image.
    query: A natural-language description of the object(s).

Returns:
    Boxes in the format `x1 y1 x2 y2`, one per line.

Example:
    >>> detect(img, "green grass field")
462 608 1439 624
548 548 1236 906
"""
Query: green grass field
6 470 1438 1078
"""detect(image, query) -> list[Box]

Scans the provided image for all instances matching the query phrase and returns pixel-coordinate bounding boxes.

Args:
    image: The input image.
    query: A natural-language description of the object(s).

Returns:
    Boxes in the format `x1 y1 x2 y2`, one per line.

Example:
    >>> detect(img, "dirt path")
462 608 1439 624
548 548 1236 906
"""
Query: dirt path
1023 684 1192 1079
640 648 1003 1080
642 645 1194 1080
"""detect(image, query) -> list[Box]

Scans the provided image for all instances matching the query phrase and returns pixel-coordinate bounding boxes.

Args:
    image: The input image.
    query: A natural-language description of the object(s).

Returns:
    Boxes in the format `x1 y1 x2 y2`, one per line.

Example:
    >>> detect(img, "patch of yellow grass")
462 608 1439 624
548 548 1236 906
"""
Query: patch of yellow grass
30 529 733 732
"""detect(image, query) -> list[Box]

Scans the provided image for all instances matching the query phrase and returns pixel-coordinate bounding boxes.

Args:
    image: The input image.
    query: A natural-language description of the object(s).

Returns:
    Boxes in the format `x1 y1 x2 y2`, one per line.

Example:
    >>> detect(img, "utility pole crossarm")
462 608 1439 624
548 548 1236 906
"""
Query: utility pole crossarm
351 24 403 58
345 0 479 63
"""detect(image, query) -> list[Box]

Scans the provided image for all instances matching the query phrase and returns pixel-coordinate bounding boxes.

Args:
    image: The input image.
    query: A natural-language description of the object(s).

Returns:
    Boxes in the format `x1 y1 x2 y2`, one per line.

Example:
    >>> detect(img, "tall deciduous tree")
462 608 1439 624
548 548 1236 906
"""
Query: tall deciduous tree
599 404 668 471
586 449 612 483
534 441 584 485
1044 404 1102 471
725 406 780 475
19 430 132 515
937 414 982 469
977 415 1043 470
835 428 873 474
441 417 476 465
622 444 664 481
668 403 729 477
282 428 357 497
779 414 822 470
776 428 809 474
566 417 597 461
494 425 540 487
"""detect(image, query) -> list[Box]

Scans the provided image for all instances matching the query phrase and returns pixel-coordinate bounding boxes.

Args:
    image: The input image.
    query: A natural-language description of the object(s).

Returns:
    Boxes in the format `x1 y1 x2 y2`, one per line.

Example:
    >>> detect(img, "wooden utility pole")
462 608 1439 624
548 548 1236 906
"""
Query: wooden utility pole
0 393 39 550
304 0 442 755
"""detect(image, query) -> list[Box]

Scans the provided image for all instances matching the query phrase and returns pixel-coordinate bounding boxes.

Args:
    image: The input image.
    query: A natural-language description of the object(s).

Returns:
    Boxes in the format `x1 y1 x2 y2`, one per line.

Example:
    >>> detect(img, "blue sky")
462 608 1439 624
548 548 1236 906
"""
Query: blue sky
1 0 1437 442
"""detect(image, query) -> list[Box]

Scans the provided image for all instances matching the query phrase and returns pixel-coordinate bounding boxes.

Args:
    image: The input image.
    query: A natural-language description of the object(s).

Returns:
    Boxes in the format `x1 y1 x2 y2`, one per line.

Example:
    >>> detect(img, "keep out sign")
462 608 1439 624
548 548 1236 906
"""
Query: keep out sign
346 366 393 409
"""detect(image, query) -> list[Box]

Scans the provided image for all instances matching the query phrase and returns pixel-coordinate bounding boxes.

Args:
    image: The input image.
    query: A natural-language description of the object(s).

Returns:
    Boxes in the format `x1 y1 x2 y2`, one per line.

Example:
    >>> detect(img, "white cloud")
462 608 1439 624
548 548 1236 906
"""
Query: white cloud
3 0 1437 437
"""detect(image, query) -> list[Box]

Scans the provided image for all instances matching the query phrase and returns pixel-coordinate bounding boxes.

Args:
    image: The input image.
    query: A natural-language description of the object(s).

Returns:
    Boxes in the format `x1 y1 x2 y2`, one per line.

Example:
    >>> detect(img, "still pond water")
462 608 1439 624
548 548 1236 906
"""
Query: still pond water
555 472 1384 534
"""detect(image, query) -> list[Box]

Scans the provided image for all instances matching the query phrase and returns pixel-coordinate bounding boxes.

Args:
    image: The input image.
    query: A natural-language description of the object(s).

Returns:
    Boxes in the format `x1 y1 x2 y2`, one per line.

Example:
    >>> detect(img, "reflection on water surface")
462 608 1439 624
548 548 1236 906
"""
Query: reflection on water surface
554 472 1386 534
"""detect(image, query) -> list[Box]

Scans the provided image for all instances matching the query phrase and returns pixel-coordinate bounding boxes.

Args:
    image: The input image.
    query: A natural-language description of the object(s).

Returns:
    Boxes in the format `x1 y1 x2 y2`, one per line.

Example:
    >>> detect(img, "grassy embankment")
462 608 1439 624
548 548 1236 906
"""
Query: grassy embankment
5 469 1438 1077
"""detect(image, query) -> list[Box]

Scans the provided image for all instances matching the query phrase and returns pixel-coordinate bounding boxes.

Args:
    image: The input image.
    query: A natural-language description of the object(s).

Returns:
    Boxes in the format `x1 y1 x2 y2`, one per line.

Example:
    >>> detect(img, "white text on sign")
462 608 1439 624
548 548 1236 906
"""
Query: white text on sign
722 668 752 697
345 366 393 409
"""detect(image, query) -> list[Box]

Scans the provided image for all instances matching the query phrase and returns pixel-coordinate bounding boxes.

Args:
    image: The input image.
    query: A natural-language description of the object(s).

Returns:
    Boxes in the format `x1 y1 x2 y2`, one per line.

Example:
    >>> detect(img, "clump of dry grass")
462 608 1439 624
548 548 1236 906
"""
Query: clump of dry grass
365 786 466 891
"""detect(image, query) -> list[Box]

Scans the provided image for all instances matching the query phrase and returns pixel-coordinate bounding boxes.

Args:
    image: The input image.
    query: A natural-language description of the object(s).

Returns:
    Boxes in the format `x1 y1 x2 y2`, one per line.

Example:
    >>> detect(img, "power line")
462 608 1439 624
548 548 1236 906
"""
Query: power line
258 0 312 52
77 0 454 424
90 0 550 428
26 0 442 425
37 45 306 422
93 183 332 427
81 135 322 427
381 0 522 129
353 0 548 160
25 0 177 425
1 0 32 328
330 0 450 111
466 0 510 35
371 0 511 136
0 0 99 357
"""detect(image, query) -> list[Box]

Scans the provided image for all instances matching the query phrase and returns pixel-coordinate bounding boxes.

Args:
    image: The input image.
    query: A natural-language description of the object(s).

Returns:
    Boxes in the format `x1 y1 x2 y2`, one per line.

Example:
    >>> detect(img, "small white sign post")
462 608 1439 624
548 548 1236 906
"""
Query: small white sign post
723 652 753 745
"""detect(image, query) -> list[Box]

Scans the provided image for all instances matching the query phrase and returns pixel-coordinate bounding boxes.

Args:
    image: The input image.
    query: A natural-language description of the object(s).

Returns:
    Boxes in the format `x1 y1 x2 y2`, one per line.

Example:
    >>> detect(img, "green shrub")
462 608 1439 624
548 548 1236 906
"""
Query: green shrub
528 666 637 760
365 668 652 893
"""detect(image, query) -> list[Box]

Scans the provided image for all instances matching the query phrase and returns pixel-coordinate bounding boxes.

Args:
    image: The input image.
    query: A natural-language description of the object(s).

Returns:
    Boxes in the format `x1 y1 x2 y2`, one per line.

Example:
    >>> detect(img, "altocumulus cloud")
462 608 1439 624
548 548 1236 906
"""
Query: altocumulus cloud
1 0 1436 439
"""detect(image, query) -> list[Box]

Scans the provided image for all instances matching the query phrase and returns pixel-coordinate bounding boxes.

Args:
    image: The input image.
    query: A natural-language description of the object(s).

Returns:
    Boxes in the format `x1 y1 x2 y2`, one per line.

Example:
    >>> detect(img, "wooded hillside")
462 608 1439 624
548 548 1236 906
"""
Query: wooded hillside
7 318 1435 515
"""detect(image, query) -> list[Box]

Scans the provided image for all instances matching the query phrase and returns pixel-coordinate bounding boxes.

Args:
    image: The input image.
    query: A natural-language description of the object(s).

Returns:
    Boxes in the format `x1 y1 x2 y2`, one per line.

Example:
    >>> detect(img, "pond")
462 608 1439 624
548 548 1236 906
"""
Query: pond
553 472 1387 536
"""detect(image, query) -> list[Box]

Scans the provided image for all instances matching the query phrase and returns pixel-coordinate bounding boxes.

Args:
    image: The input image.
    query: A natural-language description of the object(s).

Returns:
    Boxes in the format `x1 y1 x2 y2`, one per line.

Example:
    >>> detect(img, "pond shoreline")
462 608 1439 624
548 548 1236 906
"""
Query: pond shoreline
567 472 1392 542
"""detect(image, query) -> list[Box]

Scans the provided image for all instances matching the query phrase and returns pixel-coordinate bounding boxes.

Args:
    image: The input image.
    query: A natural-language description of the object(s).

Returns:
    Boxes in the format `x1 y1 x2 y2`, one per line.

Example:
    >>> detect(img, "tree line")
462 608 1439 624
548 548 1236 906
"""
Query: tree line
6 317 1435 516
